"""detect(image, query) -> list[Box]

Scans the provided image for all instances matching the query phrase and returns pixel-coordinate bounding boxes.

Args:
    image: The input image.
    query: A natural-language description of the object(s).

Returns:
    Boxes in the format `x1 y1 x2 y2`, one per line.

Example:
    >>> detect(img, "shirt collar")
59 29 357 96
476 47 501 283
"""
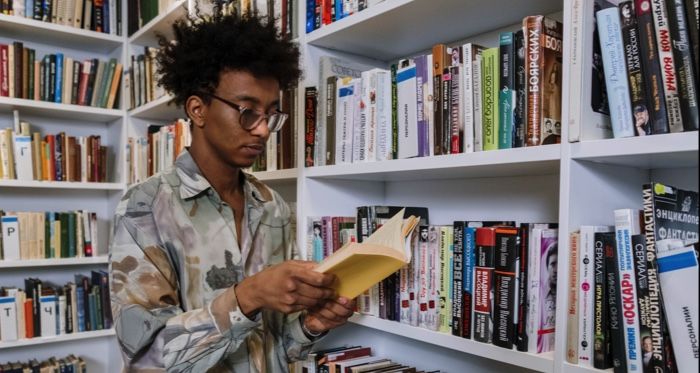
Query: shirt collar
174 149 272 204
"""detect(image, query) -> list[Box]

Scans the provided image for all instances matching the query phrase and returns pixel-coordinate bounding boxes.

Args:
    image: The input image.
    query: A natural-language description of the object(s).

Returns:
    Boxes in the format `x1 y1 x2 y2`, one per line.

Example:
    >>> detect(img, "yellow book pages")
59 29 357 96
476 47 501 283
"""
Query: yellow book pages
314 209 419 299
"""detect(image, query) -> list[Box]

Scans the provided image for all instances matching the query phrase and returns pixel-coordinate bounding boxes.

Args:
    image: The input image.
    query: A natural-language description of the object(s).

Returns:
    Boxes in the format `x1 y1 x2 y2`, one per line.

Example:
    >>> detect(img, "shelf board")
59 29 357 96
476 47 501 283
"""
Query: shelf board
251 168 298 182
570 132 699 169
129 0 188 46
0 97 123 122
350 314 554 373
305 0 561 61
0 329 115 350
561 362 612 373
0 14 123 54
305 145 561 181
0 256 109 269
129 94 182 120
0 179 126 191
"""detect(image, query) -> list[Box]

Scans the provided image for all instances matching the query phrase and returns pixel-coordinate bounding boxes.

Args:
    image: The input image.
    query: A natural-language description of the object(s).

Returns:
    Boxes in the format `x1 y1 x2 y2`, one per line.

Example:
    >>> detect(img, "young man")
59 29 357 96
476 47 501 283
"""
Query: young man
110 11 354 372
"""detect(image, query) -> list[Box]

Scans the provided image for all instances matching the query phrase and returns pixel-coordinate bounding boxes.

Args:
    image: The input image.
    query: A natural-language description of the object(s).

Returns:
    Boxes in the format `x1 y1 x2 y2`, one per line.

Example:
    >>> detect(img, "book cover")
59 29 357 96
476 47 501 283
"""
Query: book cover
1 215 20 260
473 227 496 343
651 0 684 132
304 86 317 167
12 134 33 181
498 32 515 149
451 221 464 337
666 0 699 131
537 228 557 353
566 231 580 363
0 295 18 341
593 231 612 369
603 232 626 373
619 1 652 136
396 60 418 159
493 226 519 349
481 47 499 151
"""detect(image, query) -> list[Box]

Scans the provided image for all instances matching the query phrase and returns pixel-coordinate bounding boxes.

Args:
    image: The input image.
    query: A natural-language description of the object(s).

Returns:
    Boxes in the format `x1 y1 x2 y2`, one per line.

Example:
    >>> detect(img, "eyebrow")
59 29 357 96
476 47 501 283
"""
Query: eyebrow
232 94 280 110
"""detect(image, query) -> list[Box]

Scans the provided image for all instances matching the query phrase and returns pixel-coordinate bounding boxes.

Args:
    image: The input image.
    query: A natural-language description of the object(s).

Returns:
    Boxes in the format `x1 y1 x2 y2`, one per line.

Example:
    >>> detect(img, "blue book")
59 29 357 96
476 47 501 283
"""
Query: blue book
596 7 635 138
306 0 315 33
88 292 97 331
55 53 63 104
103 0 110 34
335 0 344 21
463 226 477 339
75 286 85 332
25 0 33 18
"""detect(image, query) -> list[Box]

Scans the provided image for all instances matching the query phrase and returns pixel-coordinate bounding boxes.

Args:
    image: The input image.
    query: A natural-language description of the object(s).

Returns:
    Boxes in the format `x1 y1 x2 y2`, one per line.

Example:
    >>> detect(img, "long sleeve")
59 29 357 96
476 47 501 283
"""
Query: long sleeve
110 207 259 372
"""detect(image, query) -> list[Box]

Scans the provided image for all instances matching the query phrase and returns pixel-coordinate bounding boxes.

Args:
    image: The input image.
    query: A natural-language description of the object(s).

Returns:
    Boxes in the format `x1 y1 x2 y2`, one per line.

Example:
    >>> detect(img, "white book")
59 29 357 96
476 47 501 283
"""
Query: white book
657 239 699 373
40 294 58 337
577 225 612 365
266 132 277 171
58 294 67 334
568 0 613 142
110 0 117 35
396 61 418 159
373 69 392 162
614 209 642 373
1 215 20 261
417 226 429 329
335 77 355 164
76 211 84 258
90 212 98 255
462 43 476 153
527 227 543 352
427 225 440 331
14 290 25 339
12 134 33 181
362 70 376 162
79 136 88 182
0 296 18 341
0 129 14 179
354 74 368 163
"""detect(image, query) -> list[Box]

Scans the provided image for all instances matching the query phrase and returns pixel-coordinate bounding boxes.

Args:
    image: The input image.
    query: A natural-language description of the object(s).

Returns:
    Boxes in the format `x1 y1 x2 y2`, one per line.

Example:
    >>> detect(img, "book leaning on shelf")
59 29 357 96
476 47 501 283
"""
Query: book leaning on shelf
313 209 420 299
0 0 124 36
0 210 98 261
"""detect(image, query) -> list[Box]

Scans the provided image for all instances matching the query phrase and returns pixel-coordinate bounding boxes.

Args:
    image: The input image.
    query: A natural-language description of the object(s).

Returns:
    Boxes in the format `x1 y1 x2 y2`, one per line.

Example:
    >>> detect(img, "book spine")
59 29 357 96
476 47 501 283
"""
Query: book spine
515 224 530 351
666 0 699 131
565 231 579 363
631 234 654 373
493 227 518 349
597 7 636 138
396 64 418 159
593 232 611 369
686 0 699 85
438 226 452 333
474 227 495 343
498 32 515 149
641 185 667 371
427 225 440 331
451 221 464 337
414 56 427 157
449 65 461 154
614 209 643 373
325 76 336 165
432 45 446 155
524 16 543 146
462 44 475 153
441 67 451 154
651 0 684 132
304 87 317 167
604 233 627 373
391 64 398 160
463 226 476 339
619 2 653 136
473 51 484 151
514 31 527 148
481 48 499 151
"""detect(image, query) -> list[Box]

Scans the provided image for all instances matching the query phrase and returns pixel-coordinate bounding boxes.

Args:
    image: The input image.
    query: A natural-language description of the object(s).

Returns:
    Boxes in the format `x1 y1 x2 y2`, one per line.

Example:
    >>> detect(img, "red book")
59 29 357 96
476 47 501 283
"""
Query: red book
322 0 332 25
77 60 91 105
24 299 34 338
0 44 8 97
45 135 56 181
473 227 497 343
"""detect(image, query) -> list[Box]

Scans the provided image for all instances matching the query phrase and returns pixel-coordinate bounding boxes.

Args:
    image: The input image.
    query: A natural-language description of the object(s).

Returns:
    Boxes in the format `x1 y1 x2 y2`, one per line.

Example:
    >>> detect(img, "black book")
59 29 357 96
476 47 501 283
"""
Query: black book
514 30 527 148
635 0 670 134
593 232 612 369
32 0 42 20
492 226 519 349
84 58 99 107
48 54 56 103
451 221 465 337
619 2 652 136
441 67 452 154
666 0 699 131
685 0 699 87
631 234 655 373
71 60 82 105
603 233 626 373
325 76 337 165
24 277 42 337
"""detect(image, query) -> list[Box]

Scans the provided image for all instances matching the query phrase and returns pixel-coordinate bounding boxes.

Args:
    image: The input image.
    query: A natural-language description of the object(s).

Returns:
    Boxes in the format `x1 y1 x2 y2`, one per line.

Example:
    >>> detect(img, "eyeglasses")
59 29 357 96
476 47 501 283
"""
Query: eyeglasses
202 93 288 133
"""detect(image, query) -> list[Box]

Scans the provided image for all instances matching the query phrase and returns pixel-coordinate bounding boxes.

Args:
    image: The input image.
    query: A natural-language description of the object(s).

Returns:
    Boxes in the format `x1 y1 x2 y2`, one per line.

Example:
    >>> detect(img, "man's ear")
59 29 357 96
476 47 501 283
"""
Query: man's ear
186 95 207 129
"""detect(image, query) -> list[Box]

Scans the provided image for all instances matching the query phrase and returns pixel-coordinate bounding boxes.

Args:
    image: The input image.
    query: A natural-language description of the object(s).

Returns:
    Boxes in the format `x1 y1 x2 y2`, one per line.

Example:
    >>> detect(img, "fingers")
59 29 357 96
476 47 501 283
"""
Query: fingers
288 261 336 287
294 281 336 302
312 298 354 321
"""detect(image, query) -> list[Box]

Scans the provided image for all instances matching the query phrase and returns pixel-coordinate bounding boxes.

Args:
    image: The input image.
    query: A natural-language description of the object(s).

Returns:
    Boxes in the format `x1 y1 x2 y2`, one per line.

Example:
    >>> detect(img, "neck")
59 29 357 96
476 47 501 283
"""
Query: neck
189 141 243 198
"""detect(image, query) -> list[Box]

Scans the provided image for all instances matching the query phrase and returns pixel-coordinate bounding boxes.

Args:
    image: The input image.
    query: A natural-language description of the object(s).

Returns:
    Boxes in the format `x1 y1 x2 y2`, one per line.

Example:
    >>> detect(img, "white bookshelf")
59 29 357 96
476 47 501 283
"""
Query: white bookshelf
252 168 299 182
0 256 110 269
128 0 189 46
0 13 124 54
298 0 698 373
0 329 116 350
0 97 123 122
128 93 181 120
349 314 555 373
0 180 126 190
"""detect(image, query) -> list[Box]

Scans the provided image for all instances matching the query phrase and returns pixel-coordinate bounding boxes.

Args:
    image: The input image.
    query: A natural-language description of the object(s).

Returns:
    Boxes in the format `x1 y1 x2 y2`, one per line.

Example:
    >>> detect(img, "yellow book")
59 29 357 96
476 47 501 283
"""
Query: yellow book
314 209 419 299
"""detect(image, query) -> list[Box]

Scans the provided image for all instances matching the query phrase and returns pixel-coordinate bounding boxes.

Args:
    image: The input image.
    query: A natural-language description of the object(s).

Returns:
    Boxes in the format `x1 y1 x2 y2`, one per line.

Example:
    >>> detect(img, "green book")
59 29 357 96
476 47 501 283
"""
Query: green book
60 213 69 258
44 212 51 258
481 47 500 151
28 49 35 100
67 212 76 258
100 58 118 108
498 32 515 149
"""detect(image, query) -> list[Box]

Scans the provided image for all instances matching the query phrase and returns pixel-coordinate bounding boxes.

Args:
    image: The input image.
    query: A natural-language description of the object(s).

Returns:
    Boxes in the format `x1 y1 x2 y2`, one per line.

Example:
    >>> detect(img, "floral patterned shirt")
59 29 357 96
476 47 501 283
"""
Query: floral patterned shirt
110 150 314 372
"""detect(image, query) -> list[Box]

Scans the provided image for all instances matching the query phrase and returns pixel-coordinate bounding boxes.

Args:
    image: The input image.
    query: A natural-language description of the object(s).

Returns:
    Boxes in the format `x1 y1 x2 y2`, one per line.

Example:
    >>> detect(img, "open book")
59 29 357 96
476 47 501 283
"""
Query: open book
313 209 420 299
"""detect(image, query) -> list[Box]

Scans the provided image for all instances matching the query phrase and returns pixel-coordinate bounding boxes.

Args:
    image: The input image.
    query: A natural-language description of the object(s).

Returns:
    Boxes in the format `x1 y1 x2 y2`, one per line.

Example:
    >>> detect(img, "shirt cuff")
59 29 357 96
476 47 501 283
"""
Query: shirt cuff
294 314 327 344
209 286 260 340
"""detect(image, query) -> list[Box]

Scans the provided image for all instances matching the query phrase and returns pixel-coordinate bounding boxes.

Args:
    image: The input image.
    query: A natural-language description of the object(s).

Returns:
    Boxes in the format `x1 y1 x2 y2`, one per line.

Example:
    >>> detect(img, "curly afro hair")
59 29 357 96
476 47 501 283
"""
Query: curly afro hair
156 9 301 108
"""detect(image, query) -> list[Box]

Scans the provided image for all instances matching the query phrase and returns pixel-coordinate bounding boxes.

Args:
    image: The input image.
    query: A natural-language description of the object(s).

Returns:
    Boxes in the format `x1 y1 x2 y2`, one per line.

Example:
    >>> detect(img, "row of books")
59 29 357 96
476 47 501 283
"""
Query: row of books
126 119 191 184
0 121 109 182
305 15 562 167
127 46 166 110
308 206 560 354
0 355 86 373
0 273 113 342
0 42 123 109
0 210 99 261
1 0 123 36
216 0 296 38
595 0 698 139
305 0 386 33
290 344 439 373
248 88 298 172
567 182 699 373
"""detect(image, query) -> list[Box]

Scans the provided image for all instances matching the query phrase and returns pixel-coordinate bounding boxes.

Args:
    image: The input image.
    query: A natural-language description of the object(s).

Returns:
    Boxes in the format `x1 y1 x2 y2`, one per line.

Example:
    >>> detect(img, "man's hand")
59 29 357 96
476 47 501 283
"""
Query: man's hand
236 260 336 317
303 297 355 335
